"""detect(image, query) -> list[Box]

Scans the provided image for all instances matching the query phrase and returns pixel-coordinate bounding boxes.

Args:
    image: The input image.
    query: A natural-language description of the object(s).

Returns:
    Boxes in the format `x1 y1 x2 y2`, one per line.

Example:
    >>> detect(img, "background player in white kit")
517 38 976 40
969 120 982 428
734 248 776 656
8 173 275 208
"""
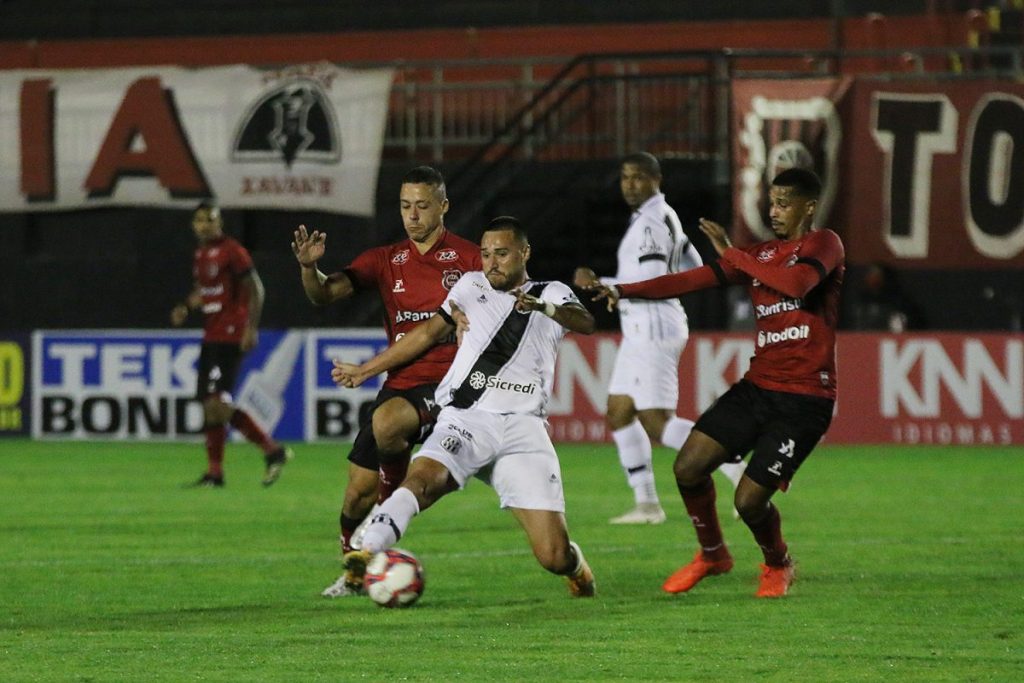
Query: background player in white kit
575 152 745 525
333 216 598 597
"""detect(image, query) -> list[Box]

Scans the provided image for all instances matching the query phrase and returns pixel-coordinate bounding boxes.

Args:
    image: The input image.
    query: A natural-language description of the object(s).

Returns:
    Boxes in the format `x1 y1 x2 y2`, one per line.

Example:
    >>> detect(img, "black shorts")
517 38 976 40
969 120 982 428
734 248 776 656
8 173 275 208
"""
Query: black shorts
348 384 441 470
196 342 243 400
694 379 834 491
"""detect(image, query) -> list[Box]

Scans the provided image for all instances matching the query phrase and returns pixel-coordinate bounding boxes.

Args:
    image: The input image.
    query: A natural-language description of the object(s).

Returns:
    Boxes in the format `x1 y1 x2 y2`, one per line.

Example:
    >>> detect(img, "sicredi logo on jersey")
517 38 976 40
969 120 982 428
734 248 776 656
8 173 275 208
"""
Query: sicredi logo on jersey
467 371 536 395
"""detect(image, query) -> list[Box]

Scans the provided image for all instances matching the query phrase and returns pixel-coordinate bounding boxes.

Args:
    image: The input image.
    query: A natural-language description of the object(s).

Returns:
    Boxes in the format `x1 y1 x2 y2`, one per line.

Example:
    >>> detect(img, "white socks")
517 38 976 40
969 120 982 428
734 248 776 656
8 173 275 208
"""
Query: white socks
659 416 695 450
360 487 420 554
612 420 658 506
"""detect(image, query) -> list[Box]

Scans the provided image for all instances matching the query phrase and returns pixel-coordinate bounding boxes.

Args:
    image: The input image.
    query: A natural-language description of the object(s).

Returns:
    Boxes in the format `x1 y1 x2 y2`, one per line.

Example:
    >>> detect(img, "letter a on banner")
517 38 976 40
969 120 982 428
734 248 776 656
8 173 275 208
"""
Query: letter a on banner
84 78 211 199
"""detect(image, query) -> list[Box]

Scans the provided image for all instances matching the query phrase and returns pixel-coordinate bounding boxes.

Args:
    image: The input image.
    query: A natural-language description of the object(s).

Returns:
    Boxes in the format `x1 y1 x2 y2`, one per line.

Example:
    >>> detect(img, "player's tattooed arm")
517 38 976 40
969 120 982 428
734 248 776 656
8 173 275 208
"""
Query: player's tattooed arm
333 314 455 388
513 289 595 334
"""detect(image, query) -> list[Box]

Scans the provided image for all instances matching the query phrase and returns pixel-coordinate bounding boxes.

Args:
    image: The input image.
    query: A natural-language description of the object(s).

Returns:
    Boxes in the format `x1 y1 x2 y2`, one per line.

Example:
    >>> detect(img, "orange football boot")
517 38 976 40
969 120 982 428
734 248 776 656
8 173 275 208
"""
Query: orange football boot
662 550 734 593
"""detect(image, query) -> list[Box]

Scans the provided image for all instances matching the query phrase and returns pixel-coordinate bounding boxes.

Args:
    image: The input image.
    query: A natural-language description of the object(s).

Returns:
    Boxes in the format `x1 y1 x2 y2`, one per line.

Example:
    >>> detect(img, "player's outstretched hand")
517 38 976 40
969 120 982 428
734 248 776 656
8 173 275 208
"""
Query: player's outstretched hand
698 218 732 256
240 327 258 353
331 359 368 388
512 288 543 314
573 266 599 290
170 303 188 326
590 284 620 312
293 224 327 267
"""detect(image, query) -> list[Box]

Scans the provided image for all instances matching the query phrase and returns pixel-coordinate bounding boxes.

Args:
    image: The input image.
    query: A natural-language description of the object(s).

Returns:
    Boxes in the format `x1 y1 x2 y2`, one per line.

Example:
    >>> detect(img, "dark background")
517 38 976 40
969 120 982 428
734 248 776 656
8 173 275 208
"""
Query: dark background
0 1 948 40
0 0 1019 333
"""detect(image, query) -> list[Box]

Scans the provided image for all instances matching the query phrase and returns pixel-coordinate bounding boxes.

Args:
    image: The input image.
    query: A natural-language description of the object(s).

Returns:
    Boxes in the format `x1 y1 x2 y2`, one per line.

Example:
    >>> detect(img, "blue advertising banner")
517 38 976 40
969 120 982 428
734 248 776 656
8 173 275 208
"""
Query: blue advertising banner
32 330 310 441
304 330 390 441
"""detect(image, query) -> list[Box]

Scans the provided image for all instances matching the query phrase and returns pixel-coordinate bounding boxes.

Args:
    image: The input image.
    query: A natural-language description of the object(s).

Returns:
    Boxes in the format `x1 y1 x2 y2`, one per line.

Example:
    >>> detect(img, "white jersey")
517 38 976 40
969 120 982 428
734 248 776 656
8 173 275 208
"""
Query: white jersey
600 192 702 341
436 271 580 417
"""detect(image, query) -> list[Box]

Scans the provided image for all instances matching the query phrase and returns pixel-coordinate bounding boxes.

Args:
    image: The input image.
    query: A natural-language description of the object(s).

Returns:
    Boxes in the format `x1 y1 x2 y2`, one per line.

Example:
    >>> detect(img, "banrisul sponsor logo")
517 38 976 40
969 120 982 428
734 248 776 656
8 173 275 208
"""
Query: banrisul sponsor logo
755 297 803 319
757 325 810 348
395 310 434 324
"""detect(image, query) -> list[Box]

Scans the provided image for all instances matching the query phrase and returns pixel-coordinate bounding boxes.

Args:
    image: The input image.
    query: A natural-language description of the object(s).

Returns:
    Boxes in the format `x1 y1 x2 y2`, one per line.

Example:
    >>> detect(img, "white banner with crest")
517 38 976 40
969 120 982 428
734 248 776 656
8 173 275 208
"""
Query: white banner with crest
0 62 393 215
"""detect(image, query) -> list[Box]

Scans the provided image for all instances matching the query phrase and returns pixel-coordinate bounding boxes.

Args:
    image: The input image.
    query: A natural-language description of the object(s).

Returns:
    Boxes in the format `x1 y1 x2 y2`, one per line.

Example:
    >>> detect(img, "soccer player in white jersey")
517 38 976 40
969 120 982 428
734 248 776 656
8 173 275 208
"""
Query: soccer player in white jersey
575 152 746 525
332 216 598 597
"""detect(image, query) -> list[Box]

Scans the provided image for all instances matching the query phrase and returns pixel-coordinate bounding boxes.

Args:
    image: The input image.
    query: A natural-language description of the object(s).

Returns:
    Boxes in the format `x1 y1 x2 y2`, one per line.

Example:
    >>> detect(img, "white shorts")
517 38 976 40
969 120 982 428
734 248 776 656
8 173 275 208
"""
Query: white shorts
607 336 686 410
413 407 566 512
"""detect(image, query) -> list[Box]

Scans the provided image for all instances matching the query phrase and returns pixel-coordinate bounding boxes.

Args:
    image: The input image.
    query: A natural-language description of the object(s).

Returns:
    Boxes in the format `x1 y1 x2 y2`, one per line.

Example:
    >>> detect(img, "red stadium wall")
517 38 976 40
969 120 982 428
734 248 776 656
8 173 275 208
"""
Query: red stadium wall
0 15 970 69
548 332 1023 446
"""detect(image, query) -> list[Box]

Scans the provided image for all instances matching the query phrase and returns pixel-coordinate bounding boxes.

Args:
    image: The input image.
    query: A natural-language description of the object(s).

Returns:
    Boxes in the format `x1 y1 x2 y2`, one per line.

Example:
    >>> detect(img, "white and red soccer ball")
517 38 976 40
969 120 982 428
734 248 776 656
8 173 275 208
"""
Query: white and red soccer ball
365 549 425 608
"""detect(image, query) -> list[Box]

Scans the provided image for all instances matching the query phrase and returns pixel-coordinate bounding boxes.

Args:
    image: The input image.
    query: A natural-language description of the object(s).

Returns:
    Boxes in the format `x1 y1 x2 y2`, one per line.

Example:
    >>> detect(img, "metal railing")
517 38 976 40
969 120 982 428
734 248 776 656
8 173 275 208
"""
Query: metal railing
381 54 722 164
379 45 1024 165
375 45 1023 232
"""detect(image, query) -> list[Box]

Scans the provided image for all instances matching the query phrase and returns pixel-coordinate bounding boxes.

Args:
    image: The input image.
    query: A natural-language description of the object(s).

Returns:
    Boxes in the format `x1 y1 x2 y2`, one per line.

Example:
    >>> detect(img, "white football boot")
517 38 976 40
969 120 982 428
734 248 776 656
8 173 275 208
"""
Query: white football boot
349 503 381 551
608 502 667 525
321 574 362 598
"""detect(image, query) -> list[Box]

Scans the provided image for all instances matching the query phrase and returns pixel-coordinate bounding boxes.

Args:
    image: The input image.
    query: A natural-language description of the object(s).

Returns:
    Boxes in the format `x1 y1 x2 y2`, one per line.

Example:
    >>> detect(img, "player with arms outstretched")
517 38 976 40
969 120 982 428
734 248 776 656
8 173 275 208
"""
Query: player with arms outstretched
594 168 844 598
292 166 481 597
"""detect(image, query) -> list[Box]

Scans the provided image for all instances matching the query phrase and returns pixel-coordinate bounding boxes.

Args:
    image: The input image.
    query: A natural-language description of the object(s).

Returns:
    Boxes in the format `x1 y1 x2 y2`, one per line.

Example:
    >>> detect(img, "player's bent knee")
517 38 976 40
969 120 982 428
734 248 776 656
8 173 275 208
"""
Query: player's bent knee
400 461 454 509
203 400 232 426
605 395 636 430
672 453 705 486
371 405 417 453
734 490 772 524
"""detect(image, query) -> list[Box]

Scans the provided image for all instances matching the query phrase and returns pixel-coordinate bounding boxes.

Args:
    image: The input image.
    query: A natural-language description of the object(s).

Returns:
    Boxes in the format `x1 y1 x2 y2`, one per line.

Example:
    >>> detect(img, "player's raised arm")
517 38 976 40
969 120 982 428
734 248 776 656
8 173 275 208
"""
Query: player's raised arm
593 266 724 311
333 314 456 388
292 224 356 305
720 230 845 299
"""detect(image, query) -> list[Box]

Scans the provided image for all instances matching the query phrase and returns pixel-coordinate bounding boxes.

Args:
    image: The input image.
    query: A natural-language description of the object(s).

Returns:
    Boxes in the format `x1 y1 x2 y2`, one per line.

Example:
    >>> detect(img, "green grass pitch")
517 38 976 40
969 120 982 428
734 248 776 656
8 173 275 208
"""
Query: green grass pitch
1 440 1021 681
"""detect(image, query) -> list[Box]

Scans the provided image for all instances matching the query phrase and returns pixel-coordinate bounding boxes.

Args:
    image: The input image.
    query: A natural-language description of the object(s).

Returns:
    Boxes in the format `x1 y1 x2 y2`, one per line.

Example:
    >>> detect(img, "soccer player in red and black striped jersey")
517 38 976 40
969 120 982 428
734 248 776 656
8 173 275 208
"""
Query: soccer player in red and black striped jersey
594 168 844 598
292 166 481 597
171 201 292 488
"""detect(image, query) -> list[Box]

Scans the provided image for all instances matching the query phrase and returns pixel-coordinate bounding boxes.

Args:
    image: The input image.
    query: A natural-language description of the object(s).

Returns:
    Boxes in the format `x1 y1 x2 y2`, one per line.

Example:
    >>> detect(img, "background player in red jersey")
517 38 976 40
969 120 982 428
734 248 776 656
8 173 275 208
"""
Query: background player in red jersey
171 201 293 488
291 166 482 597
593 168 844 598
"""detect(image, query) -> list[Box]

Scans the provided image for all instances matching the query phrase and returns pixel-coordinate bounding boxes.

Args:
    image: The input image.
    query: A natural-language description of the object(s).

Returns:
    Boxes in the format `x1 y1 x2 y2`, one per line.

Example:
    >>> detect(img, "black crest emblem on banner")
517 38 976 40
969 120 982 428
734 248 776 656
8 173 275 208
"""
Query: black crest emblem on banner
232 81 341 167
737 95 841 240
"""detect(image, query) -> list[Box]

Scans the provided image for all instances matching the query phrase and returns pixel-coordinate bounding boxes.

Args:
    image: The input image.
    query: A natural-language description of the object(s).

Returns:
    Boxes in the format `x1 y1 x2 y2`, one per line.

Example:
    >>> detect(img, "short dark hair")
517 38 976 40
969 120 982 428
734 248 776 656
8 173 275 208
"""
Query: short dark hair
402 166 447 202
772 168 822 199
621 151 661 178
193 200 220 220
484 215 529 245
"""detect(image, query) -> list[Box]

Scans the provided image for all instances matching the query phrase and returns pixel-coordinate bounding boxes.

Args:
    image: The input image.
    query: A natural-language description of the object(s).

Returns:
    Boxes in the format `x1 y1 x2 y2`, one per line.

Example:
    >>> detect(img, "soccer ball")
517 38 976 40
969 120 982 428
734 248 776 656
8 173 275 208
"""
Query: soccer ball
365 549 425 608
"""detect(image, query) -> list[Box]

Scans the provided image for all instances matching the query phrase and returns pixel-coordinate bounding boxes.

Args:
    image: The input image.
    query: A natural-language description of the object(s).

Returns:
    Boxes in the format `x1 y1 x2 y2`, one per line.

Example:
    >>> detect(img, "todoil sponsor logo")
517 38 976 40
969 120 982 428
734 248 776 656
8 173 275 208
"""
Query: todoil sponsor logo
757 325 810 348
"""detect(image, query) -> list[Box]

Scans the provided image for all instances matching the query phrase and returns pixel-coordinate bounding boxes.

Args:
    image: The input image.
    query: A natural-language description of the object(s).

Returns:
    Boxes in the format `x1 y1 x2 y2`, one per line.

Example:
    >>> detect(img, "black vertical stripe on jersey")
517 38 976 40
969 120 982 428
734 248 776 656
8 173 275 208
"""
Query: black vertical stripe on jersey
662 214 677 243
663 213 690 271
449 282 546 409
